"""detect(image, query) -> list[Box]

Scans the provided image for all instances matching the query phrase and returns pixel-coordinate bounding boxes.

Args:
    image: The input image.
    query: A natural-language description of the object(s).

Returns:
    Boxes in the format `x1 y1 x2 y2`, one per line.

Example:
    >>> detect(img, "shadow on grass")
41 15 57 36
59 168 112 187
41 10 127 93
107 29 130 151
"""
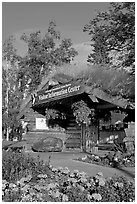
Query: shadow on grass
115 166 135 179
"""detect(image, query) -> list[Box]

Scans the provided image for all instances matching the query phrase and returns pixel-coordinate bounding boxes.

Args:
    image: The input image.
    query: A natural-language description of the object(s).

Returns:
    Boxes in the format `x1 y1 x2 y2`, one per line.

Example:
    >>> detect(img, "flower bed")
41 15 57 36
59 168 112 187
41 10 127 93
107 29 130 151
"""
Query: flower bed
2 151 135 202
74 151 135 168
2 166 135 202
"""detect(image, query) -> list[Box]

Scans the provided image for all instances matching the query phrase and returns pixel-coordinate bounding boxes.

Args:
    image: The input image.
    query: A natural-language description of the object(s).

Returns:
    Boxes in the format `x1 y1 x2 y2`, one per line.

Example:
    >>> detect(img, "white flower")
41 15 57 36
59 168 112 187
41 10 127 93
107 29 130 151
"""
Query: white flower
21 194 33 202
68 178 77 183
9 183 16 188
2 183 7 190
62 194 68 202
86 182 91 188
87 193 92 201
97 172 103 177
12 187 19 192
114 182 123 188
58 167 63 171
63 167 70 174
99 178 105 186
90 178 94 184
36 192 44 201
80 177 87 183
114 157 118 161
52 167 57 172
47 183 59 190
95 156 99 160
95 172 104 180
92 193 102 201
37 174 47 179
26 175 32 181
82 155 87 161
21 184 30 192
52 190 60 198
79 171 86 177
2 180 8 185
18 177 27 186
67 186 71 190
70 173 75 177
78 185 85 192
34 184 43 191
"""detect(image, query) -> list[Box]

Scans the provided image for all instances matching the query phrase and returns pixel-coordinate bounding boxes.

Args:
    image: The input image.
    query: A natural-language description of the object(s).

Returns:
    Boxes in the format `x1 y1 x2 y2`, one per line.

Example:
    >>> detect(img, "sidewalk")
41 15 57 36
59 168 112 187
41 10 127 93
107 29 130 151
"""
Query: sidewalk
29 151 135 182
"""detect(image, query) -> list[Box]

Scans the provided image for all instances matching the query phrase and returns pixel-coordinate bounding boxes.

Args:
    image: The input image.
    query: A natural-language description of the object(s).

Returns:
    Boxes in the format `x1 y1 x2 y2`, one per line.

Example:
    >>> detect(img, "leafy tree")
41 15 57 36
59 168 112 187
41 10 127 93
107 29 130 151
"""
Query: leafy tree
83 2 135 73
18 20 78 95
76 64 135 102
2 64 22 140
2 36 22 140
2 21 78 139
2 35 19 63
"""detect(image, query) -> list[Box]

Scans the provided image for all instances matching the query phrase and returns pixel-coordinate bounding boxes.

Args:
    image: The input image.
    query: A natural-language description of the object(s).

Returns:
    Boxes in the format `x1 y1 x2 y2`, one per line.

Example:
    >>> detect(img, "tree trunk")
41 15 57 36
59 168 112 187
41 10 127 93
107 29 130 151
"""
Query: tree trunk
6 58 10 141
6 87 9 141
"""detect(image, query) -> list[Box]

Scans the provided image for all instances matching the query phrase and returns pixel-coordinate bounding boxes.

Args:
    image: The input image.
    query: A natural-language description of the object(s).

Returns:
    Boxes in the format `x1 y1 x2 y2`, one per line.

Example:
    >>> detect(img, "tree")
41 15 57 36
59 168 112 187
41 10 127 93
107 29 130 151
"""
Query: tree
2 21 78 139
18 20 78 95
83 2 135 73
2 36 22 140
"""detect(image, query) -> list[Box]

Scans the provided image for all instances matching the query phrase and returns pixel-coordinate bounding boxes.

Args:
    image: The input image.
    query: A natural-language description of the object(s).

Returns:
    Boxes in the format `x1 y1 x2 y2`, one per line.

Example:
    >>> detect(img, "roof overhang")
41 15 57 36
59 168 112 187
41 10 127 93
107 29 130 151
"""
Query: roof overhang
17 82 134 120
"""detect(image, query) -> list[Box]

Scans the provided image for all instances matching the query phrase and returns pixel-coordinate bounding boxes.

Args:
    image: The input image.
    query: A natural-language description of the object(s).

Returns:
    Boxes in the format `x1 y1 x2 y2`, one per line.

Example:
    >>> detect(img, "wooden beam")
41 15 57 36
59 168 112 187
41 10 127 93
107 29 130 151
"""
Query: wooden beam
96 103 117 109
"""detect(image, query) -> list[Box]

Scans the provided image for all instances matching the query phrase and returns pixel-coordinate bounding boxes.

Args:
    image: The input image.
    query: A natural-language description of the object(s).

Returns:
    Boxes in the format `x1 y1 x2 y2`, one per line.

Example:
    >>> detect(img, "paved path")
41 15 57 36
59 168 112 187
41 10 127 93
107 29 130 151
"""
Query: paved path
29 151 135 182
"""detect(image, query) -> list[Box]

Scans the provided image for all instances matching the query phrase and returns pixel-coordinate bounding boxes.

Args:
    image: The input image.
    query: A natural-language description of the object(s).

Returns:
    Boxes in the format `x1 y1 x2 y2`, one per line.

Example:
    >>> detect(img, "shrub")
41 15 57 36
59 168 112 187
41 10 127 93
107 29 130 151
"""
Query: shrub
32 137 63 152
2 150 51 182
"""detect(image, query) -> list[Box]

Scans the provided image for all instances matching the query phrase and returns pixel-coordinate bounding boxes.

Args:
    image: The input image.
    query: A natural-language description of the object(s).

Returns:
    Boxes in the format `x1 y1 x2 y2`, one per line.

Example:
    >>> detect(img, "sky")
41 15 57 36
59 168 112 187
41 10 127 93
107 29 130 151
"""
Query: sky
2 1 110 63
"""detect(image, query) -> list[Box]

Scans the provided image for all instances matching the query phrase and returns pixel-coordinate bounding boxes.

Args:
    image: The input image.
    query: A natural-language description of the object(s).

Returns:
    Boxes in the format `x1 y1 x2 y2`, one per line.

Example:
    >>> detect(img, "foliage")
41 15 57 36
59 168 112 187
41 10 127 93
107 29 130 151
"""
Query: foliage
71 100 111 127
17 20 78 94
77 64 135 101
72 100 97 126
83 2 135 73
32 137 63 152
2 21 78 139
45 109 60 120
2 37 23 137
45 108 66 120
75 151 135 168
2 66 22 127
2 150 51 183
2 161 135 202
2 35 19 63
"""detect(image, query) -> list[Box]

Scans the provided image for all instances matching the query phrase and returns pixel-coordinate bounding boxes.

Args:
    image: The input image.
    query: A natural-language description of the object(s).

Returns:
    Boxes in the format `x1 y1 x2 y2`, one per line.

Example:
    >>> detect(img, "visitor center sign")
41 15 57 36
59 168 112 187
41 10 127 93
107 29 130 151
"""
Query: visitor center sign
33 83 84 106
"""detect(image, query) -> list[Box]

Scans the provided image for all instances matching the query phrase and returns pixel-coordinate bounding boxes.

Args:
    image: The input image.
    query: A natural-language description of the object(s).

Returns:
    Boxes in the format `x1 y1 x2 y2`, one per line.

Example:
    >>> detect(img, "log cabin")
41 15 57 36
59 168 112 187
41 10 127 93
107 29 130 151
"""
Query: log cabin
17 72 135 152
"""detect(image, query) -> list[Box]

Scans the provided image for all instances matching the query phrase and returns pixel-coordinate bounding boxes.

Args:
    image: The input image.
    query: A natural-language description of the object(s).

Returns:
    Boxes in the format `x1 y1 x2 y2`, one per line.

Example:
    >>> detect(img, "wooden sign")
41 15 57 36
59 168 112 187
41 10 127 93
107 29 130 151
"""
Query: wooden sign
34 83 84 105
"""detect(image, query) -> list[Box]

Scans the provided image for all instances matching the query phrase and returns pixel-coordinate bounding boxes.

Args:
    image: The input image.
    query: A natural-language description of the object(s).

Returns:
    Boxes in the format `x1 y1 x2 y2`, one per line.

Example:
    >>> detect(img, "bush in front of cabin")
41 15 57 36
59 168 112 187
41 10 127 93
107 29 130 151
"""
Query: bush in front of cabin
32 137 63 152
